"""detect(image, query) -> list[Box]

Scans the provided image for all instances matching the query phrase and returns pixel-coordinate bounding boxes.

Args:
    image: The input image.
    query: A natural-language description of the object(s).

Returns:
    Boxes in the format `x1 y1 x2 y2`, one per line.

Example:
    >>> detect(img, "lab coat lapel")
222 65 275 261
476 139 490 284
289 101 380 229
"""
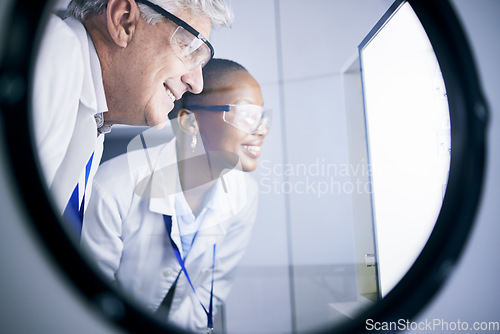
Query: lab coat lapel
65 18 107 114
187 164 253 264
50 106 97 214
184 216 227 266
50 18 106 214
183 177 237 265
147 139 179 214
146 140 185 255
146 139 244 263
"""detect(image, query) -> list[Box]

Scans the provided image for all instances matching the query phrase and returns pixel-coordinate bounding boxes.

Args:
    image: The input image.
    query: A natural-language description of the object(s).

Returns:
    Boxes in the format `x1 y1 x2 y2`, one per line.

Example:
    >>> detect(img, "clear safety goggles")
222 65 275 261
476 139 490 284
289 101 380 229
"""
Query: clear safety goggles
187 104 272 134
135 0 214 70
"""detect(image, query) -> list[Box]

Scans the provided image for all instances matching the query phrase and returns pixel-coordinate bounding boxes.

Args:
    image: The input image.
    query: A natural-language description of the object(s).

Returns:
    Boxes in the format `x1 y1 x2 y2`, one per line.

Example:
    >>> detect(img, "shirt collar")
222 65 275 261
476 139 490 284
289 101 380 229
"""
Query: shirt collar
65 18 108 114
88 34 107 115
88 32 111 134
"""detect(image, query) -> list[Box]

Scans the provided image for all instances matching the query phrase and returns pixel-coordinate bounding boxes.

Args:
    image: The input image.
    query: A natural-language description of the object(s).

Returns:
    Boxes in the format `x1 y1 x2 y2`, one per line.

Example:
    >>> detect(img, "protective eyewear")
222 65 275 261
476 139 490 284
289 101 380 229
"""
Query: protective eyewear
187 104 272 134
135 0 214 69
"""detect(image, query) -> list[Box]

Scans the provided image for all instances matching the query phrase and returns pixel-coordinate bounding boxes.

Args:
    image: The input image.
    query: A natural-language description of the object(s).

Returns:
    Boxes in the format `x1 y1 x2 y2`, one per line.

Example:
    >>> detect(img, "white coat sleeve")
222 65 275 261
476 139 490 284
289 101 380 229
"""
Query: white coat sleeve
80 177 125 282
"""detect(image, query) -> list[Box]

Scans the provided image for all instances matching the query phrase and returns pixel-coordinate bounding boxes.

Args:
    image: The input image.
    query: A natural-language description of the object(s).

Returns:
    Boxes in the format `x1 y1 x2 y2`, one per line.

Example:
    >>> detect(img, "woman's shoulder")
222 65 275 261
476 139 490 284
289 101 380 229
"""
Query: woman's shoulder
94 141 171 189
221 170 259 210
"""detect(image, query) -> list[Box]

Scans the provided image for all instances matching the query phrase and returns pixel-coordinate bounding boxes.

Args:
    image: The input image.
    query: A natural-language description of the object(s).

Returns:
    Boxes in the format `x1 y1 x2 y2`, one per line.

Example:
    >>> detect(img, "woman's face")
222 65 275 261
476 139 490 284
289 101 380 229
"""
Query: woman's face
193 71 267 172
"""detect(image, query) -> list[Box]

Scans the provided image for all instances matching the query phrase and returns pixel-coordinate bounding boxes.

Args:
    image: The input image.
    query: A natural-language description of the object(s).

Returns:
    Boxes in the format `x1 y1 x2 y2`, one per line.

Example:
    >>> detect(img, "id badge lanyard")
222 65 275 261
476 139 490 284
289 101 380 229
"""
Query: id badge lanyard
63 152 94 238
163 215 216 333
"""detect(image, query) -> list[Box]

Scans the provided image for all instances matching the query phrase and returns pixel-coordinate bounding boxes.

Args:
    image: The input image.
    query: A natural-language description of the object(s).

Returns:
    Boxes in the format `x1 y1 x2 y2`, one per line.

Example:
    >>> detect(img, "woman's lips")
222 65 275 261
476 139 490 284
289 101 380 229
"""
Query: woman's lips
241 141 263 158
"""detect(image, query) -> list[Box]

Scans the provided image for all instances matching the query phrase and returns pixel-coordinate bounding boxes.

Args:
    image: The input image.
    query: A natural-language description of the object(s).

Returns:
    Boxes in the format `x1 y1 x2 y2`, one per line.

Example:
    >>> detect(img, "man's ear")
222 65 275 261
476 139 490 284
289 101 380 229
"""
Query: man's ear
106 0 140 48
178 109 199 135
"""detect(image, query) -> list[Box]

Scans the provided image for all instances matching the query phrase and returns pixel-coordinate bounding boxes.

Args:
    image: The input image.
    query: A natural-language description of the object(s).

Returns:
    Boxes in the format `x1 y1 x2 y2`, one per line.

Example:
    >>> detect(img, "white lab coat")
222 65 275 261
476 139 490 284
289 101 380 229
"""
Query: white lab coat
31 14 107 215
81 139 258 332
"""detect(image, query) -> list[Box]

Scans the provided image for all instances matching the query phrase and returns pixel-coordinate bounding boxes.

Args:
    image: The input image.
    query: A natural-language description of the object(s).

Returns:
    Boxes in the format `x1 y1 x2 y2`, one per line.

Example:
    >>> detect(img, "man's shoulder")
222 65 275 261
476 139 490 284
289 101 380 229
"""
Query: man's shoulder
35 14 86 80
41 14 82 48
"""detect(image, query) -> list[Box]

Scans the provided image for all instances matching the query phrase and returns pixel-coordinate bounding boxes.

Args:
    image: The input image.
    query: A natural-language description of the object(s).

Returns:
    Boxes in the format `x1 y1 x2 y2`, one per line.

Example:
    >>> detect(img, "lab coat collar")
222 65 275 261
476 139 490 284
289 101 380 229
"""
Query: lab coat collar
88 34 108 115
147 139 248 260
64 17 108 116
148 138 180 217
148 139 246 217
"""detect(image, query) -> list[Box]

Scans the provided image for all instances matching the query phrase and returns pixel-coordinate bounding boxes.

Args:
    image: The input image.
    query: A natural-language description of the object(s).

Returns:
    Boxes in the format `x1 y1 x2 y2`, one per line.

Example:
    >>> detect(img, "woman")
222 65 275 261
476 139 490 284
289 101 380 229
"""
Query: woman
81 59 270 333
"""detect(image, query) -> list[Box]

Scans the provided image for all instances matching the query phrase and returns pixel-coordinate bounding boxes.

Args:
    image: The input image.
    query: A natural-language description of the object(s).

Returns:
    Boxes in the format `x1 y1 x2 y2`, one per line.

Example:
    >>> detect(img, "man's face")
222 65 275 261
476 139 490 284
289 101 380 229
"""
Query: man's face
104 7 211 127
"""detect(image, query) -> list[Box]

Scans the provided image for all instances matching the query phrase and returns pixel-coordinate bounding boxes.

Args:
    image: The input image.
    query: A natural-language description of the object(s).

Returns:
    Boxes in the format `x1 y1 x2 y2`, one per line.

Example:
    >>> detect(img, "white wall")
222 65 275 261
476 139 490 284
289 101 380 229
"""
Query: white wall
210 1 393 332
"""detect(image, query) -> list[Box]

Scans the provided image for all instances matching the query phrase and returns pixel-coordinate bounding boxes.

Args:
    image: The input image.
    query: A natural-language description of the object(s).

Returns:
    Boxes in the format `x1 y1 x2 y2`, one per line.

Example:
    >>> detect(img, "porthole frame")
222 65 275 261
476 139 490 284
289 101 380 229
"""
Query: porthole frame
0 0 488 333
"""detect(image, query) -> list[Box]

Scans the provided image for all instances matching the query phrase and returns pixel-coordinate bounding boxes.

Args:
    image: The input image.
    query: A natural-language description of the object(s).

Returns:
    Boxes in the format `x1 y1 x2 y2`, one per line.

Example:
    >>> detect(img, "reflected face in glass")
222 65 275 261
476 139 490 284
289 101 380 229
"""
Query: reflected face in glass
103 6 210 127
193 71 267 172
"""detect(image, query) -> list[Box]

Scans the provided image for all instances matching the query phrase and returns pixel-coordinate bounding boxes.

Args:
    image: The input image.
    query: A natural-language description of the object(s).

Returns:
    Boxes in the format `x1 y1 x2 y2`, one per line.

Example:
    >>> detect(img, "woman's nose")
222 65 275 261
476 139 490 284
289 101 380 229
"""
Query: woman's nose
254 124 268 137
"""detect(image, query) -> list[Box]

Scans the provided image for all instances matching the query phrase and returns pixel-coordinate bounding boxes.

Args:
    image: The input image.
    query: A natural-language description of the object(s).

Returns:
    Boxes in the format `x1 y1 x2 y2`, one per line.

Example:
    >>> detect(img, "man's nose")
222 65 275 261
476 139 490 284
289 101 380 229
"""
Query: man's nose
182 65 204 94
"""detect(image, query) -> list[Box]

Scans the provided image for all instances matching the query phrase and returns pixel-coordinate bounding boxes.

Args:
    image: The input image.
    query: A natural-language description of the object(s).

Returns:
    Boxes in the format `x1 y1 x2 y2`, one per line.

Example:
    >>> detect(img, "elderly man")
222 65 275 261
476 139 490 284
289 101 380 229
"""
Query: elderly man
31 0 233 235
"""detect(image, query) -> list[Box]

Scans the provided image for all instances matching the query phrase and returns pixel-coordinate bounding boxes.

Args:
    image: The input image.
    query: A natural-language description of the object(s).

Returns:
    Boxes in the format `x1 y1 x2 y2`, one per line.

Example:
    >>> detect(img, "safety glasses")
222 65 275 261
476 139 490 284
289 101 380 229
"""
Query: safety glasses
187 104 272 134
135 0 214 69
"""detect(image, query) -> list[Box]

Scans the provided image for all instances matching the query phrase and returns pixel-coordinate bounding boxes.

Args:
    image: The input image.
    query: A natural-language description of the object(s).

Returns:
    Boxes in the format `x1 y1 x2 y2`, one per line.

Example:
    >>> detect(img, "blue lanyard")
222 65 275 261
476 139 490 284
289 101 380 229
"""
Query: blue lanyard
163 215 216 331
63 152 94 238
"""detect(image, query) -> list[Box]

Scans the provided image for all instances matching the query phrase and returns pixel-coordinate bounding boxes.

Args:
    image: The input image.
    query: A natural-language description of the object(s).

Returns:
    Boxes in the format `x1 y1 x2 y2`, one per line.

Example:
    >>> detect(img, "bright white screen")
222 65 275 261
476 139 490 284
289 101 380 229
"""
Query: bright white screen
360 2 451 297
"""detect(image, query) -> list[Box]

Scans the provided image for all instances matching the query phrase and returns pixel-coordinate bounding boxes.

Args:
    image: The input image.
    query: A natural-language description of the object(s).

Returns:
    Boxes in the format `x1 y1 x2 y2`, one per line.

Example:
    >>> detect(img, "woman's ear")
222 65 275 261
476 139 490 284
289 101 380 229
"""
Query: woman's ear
178 109 199 135
106 0 140 48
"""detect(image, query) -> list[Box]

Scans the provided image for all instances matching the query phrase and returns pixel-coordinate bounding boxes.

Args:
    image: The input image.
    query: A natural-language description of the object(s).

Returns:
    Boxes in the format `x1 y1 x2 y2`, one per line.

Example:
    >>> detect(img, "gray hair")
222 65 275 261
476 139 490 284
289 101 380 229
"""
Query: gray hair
66 0 233 29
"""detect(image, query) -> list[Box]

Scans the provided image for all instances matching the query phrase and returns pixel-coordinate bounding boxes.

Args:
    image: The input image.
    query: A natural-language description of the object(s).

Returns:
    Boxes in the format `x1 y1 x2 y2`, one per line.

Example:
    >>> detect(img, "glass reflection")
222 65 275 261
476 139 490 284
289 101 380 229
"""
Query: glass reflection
81 59 268 332
30 0 452 333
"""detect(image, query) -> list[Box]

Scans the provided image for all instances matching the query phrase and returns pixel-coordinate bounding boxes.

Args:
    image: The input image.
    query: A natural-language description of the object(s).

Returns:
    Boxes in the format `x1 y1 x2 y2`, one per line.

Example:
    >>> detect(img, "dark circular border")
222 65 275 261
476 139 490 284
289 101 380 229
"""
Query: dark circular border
327 1 489 333
0 0 488 333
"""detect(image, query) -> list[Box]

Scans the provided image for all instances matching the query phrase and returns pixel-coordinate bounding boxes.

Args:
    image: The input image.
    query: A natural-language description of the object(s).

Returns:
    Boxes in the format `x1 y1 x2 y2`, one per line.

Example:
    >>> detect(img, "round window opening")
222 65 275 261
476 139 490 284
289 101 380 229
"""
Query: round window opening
0 0 488 333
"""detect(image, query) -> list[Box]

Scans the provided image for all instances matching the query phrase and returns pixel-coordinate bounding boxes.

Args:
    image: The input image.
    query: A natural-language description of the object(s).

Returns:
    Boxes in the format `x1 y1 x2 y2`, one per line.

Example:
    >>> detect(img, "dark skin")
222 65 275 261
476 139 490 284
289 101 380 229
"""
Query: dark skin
173 70 268 216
